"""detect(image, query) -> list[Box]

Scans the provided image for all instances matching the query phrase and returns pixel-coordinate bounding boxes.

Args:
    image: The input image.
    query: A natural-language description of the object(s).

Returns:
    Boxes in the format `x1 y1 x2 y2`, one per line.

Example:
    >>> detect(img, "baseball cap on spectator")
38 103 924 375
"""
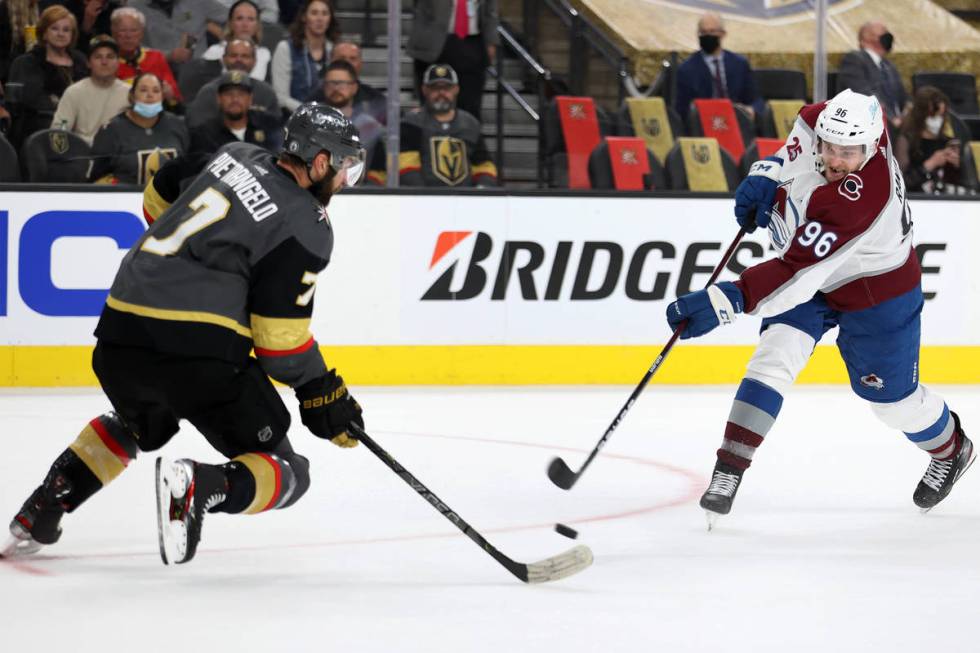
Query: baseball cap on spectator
218 70 253 93
423 64 458 86
89 34 120 55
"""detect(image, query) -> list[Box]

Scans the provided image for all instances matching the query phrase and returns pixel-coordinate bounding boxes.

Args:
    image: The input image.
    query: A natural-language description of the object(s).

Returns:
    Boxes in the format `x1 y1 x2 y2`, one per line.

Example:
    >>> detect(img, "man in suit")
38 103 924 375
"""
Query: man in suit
674 12 763 127
838 21 908 129
407 0 499 121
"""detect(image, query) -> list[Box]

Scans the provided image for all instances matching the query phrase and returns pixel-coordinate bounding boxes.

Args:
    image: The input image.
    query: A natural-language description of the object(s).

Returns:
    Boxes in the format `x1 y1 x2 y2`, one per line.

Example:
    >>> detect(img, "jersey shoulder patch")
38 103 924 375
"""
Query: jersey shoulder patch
806 156 891 230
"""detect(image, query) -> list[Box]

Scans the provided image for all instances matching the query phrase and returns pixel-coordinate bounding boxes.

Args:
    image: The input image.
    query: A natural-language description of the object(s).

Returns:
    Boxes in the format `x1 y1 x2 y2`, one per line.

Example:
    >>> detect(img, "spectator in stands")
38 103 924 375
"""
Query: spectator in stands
202 0 271 80
330 41 385 125
673 11 763 123
310 60 382 159
111 7 181 106
896 85 964 194
189 70 280 155
398 63 496 187
0 0 41 84
839 21 907 128
214 0 278 25
187 38 279 128
90 71 189 186
408 0 498 122
51 34 128 144
41 1 122 54
126 0 226 66
271 0 337 112
6 4 87 148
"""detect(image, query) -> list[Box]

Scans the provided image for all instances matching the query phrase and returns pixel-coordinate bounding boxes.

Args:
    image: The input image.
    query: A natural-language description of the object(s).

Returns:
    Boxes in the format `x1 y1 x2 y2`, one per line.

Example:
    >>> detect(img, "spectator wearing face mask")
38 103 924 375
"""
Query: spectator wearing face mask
839 21 907 129
90 70 189 186
673 11 763 125
895 85 964 194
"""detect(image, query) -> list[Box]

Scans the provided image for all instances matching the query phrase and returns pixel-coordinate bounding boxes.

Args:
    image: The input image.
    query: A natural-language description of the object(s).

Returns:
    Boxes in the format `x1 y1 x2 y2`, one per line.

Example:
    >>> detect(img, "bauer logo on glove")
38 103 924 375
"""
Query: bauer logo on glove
296 370 364 448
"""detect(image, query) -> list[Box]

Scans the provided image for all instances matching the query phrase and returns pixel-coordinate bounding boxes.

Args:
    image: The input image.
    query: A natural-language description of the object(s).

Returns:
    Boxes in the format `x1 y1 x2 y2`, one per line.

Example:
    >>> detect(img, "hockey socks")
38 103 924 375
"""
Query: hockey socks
905 404 961 460
717 378 784 470
218 452 311 515
9 413 139 548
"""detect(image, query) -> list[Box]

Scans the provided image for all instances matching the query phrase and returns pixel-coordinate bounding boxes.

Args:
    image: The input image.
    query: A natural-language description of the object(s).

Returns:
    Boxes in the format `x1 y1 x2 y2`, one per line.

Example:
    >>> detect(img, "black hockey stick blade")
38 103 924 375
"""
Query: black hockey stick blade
350 424 594 584
547 456 578 490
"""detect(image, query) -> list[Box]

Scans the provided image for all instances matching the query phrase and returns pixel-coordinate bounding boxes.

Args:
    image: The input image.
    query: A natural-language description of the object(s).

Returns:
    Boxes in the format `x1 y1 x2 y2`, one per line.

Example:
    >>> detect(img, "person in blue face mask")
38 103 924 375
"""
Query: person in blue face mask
89 70 189 186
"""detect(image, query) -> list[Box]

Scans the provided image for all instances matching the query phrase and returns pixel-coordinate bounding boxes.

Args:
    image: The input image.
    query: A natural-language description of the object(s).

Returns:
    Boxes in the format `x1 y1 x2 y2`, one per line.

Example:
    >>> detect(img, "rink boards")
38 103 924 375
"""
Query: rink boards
0 190 977 385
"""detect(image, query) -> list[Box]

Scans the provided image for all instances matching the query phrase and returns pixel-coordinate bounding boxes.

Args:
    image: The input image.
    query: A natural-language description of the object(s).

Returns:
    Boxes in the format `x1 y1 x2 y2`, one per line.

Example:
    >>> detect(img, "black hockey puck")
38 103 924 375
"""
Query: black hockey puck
554 523 578 539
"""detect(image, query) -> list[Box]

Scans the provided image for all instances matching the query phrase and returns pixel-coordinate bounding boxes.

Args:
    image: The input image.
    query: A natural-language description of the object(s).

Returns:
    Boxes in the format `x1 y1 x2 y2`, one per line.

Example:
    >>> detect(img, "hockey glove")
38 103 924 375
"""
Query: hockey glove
666 282 744 340
734 156 782 232
296 370 364 448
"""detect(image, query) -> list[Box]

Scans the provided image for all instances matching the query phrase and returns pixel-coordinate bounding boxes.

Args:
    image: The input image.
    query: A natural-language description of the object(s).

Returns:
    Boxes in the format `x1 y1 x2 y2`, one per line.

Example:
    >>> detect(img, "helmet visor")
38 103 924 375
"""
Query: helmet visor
330 148 367 186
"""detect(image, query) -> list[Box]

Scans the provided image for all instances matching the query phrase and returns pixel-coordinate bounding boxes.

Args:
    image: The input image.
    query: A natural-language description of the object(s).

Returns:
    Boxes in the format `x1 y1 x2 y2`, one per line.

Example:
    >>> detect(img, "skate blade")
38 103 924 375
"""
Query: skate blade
0 530 44 559
705 511 721 532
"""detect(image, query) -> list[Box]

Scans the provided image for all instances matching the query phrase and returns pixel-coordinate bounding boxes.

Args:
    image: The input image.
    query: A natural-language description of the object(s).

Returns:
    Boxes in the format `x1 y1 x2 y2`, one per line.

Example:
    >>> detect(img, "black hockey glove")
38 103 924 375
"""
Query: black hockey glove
296 370 363 448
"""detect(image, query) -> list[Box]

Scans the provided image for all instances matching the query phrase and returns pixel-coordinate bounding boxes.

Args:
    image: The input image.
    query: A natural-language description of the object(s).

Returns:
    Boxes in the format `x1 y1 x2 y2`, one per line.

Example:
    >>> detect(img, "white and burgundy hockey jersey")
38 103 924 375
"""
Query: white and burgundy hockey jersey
735 102 920 316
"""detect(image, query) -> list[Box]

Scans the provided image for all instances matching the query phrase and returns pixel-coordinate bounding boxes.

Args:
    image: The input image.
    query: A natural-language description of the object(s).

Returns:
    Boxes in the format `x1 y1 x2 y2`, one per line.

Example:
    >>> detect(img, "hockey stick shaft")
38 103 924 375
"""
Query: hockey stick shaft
553 226 749 487
350 423 533 582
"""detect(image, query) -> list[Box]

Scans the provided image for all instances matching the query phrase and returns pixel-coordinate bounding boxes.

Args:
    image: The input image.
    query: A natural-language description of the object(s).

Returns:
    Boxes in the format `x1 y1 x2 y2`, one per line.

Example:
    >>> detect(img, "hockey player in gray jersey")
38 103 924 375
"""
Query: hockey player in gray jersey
2 103 368 564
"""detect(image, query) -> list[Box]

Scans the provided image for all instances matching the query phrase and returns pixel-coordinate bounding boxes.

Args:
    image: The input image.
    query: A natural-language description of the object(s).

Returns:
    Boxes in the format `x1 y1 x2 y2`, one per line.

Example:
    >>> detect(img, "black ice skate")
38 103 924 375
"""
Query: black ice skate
700 461 745 530
155 458 227 565
914 413 975 513
1 477 70 558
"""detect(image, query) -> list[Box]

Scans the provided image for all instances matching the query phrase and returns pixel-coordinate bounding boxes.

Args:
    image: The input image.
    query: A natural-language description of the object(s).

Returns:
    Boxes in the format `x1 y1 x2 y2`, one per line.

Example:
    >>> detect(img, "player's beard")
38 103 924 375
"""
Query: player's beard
309 166 339 206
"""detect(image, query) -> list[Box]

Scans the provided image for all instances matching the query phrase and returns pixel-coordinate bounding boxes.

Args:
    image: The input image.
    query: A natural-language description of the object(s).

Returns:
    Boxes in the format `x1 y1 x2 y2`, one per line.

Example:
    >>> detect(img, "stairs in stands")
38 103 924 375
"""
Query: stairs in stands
332 0 542 187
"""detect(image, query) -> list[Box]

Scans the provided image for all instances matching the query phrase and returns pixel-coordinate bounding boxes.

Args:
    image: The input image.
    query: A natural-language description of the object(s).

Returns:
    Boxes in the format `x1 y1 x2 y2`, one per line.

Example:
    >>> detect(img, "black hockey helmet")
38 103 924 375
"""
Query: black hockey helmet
281 102 367 185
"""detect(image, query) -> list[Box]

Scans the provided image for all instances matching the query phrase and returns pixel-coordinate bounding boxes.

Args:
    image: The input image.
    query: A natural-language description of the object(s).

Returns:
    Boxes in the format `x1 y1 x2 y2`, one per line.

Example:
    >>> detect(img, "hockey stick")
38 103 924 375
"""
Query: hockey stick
547 226 749 490
350 424 594 583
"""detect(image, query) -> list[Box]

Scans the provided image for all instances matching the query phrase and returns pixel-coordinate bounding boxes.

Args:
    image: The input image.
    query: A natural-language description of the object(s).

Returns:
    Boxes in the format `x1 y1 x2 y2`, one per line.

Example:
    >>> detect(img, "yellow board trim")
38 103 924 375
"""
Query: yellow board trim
3 345 980 386
69 424 126 485
234 453 279 514
106 295 252 338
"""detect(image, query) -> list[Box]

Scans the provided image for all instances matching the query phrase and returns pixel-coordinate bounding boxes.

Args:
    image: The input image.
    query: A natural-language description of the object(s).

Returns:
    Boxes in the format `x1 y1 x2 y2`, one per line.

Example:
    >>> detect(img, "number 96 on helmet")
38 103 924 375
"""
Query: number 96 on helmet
282 102 367 186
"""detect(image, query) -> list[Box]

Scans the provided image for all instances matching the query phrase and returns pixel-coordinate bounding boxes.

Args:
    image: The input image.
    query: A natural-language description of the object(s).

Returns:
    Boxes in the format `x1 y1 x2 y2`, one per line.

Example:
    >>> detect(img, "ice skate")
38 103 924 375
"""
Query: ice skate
1 480 69 558
155 458 227 565
914 413 975 513
700 461 744 530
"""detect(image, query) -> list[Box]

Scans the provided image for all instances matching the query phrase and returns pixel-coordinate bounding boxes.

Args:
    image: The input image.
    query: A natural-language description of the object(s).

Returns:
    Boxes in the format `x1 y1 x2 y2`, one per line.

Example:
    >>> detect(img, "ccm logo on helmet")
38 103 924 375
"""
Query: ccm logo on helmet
838 174 863 201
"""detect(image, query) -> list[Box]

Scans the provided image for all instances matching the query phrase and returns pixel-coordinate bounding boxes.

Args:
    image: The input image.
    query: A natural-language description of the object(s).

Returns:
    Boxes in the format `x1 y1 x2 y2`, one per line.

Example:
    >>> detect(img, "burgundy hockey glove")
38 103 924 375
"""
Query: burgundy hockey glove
296 371 364 448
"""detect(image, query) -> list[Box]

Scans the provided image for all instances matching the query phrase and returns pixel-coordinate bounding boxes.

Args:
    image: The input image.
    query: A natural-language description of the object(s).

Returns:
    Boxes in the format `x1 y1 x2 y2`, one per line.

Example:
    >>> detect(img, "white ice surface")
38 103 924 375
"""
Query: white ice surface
1 385 979 652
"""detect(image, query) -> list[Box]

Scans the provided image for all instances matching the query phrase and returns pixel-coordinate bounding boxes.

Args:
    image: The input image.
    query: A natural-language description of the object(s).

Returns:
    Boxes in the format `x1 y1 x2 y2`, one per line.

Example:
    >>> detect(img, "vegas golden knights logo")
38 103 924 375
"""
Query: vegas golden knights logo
640 117 661 137
137 148 178 186
692 143 711 164
430 136 469 186
49 131 69 154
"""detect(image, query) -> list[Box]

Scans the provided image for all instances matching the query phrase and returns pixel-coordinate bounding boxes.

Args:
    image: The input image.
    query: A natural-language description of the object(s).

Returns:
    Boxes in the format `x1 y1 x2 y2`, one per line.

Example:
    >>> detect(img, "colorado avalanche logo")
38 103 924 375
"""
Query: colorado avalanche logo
860 374 885 390
838 174 864 201
767 182 798 250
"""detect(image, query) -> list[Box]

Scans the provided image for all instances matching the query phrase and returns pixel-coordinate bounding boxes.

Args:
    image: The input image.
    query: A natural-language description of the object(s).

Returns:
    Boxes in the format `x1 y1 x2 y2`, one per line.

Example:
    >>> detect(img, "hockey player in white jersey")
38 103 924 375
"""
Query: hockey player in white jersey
666 89 974 526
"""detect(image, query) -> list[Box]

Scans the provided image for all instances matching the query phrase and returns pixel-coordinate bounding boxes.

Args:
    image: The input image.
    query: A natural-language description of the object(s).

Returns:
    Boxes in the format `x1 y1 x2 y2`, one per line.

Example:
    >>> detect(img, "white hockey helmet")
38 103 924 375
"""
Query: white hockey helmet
814 89 885 171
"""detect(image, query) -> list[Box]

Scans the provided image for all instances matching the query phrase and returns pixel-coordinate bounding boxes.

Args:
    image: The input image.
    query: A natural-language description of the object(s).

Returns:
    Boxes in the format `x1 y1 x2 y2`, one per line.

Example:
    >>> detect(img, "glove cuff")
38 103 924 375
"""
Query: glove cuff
747 156 782 182
707 282 744 326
